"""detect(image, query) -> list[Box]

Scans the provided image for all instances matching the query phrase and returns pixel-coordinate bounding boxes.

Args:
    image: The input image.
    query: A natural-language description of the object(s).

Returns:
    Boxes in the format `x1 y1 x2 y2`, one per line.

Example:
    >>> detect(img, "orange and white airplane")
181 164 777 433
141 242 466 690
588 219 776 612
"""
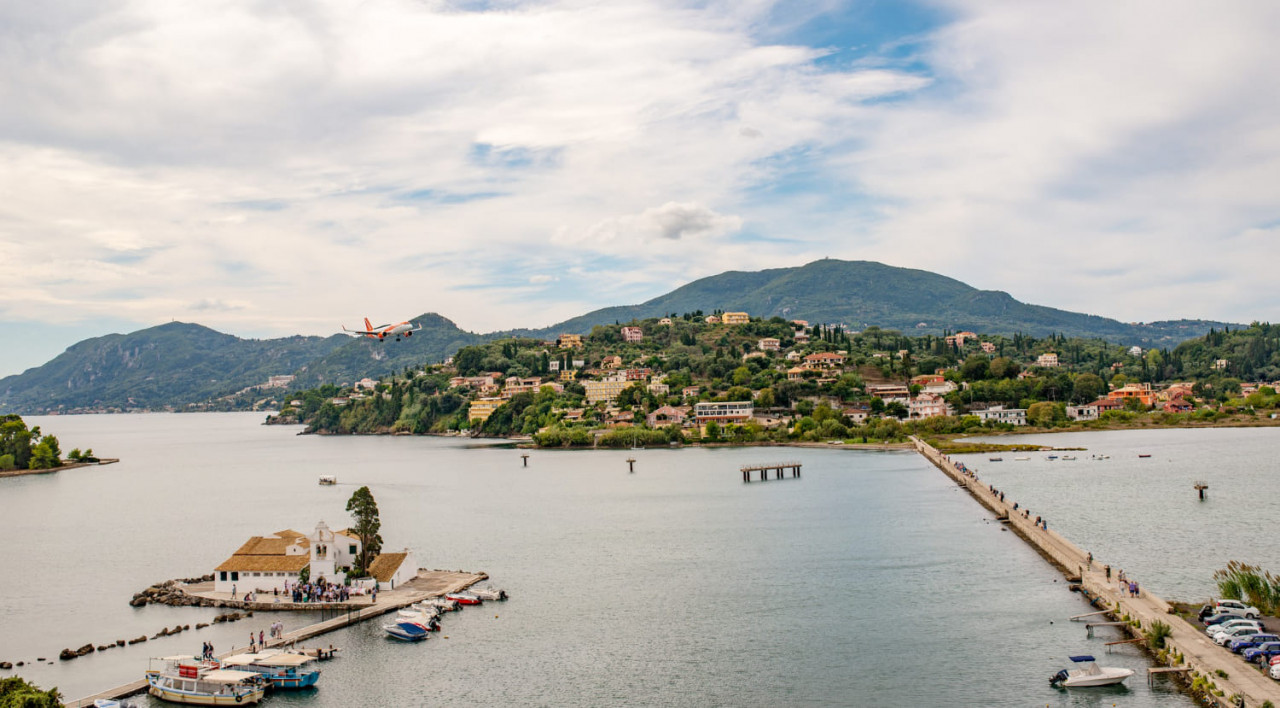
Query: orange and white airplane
341 317 422 342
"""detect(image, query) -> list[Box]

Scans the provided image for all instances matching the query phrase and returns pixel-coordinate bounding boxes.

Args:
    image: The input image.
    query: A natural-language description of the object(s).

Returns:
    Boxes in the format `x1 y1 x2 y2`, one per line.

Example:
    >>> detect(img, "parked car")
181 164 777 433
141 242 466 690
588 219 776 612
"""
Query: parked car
1215 626 1263 646
1207 618 1258 636
1270 661 1280 680
1215 600 1261 619
1204 612 1246 627
1229 633 1279 654
1243 641 1280 664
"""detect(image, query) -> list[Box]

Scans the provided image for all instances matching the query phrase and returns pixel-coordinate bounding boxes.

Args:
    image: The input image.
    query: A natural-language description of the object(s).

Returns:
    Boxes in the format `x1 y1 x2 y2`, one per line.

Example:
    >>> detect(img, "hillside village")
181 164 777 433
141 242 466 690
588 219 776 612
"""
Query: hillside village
274 315 1280 446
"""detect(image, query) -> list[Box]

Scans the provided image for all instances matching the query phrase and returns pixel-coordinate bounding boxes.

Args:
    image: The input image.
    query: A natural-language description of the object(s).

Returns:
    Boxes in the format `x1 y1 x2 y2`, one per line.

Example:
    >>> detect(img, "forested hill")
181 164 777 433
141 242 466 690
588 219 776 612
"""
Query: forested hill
289 312 485 387
0 322 347 414
0 315 486 414
513 259 1235 346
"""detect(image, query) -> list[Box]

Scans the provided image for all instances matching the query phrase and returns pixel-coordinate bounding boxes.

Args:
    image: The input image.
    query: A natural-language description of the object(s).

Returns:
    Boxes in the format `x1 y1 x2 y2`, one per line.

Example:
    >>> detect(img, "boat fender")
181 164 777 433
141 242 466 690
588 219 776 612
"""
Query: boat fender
236 695 243 703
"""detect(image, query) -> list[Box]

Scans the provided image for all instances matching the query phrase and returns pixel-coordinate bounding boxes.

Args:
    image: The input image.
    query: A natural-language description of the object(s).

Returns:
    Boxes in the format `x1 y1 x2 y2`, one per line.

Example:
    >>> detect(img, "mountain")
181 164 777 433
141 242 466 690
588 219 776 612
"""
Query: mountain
0 322 347 414
0 260 1244 414
290 312 485 387
520 259 1237 346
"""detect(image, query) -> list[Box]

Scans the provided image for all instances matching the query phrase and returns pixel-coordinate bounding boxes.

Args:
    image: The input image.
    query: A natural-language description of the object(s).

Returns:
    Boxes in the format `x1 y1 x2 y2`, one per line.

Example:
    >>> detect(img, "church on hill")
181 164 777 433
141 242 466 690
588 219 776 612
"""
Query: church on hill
213 520 416 594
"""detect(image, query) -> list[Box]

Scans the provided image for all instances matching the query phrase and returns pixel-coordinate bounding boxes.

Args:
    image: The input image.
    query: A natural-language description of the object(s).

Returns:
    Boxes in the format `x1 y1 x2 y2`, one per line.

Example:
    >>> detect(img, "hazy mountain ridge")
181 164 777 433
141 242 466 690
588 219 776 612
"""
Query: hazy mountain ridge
0 260 1243 413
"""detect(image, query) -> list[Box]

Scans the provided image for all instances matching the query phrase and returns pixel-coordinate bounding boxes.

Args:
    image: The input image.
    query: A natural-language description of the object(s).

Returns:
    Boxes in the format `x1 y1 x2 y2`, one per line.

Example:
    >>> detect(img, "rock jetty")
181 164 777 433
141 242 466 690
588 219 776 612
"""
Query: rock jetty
129 576 216 608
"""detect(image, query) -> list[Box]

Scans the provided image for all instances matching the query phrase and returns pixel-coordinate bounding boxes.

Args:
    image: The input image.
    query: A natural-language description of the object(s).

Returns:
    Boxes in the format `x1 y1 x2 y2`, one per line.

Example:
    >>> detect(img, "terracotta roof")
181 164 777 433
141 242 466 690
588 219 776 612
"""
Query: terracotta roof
367 553 409 582
230 536 297 556
334 528 361 540
273 529 308 544
216 554 310 573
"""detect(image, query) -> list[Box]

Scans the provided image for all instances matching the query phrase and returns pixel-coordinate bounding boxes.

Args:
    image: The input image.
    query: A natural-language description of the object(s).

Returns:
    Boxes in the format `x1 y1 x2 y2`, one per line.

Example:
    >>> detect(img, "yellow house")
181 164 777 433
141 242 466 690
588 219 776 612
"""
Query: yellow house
468 397 507 422
558 333 584 349
722 312 750 325
584 379 631 404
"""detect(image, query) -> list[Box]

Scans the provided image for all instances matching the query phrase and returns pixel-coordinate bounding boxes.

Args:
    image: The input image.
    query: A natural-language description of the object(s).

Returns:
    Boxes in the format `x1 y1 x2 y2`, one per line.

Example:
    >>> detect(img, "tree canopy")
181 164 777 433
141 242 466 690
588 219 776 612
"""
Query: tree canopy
345 486 383 574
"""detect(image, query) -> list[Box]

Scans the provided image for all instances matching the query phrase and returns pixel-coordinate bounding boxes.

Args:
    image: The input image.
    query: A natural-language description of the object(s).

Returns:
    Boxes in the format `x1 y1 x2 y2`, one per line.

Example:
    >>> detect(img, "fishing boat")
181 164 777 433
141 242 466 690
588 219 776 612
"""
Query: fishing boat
988 457 1003 462
383 621 430 641
469 586 508 601
445 592 483 605
146 656 266 705
318 475 337 485
1049 655 1134 687
219 651 321 689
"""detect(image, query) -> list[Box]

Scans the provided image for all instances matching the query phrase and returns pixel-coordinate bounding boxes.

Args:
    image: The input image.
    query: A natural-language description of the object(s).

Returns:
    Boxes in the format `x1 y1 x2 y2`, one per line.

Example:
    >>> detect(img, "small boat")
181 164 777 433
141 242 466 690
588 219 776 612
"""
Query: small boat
1061 455 1076 461
445 592 483 605
220 651 321 690
1014 457 1030 461
146 657 267 705
399 606 439 621
318 476 337 486
1138 454 1152 458
419 598 459 612
94 700 140 708
988 457 1003 462
1049 655 1135 687
469 586 508 601
1046 455 1058 460
1091 454 1110 460
383 621 430 641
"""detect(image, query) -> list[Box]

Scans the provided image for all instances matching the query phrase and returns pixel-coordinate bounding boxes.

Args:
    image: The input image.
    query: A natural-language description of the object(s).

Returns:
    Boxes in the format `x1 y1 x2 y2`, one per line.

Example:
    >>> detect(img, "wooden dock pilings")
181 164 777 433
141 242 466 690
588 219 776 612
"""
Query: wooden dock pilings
741 462 801 482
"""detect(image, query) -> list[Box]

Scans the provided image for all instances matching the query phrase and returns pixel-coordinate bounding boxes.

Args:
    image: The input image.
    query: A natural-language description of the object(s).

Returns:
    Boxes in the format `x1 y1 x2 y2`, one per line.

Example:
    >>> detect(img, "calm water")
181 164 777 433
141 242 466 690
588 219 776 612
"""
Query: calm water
1 414 1198 707
955 427 1280 601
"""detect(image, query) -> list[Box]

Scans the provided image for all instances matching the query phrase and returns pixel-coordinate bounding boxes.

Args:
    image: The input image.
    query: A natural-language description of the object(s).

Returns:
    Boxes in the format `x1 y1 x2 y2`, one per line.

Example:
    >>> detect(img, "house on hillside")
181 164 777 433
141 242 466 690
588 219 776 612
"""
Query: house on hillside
621 326 643 343
974 406 1027 426
647 405 688 427
722 312 750 325
1036 353 1059 367
1066 404 1098 421
758 338 780 352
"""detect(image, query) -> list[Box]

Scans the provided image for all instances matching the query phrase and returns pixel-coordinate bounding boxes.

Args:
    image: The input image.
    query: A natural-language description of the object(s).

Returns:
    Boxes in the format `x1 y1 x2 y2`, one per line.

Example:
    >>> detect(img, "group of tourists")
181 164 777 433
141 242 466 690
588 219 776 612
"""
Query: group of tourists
200 641 215 661
284 577 360 604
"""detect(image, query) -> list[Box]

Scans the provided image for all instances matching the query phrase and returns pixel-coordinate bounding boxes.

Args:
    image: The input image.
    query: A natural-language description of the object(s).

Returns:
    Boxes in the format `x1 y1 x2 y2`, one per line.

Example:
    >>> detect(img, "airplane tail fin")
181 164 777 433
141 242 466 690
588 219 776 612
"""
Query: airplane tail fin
364 317 373 332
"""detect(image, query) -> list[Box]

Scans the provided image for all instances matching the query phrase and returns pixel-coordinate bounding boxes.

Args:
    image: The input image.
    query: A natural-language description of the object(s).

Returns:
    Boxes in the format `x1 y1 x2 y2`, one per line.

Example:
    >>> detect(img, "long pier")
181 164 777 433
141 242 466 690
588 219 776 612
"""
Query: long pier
67 570 486 707
911 436 1280 708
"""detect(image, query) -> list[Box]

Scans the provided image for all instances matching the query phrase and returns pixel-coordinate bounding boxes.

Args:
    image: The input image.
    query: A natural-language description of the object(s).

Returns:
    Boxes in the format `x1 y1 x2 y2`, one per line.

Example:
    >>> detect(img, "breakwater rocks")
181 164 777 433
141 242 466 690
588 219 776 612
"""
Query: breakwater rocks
129 575 216 607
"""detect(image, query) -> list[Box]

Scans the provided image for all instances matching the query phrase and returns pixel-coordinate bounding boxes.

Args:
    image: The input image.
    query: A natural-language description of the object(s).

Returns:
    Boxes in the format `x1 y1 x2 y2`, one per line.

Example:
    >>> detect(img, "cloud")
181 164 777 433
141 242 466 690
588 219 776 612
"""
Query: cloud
528 275 555 285
576 202 743 244
1 0 1279 377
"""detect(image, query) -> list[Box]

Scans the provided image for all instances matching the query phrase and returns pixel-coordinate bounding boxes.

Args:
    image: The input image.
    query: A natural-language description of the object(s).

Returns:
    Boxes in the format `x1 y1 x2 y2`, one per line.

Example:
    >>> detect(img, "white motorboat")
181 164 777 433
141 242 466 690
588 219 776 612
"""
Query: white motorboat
1049 655 1134 687
419 597 459 612
383 621 430 641
469 586 508 601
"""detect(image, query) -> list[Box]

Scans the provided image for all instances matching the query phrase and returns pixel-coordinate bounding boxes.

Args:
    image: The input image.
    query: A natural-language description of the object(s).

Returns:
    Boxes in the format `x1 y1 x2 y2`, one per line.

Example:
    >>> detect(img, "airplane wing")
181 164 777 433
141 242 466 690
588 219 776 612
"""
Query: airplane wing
341 326 377 336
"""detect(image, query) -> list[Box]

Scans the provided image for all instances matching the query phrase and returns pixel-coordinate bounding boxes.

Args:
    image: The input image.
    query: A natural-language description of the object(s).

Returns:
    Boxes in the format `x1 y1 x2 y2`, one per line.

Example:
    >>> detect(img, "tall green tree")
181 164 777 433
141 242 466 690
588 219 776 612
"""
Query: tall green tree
345 486 383 574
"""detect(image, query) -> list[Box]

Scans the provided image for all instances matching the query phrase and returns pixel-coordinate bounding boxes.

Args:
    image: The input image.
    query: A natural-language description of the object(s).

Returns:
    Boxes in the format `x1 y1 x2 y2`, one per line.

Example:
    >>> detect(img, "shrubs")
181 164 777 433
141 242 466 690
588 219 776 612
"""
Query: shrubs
1214 561 1280 616
1147 620 1172 649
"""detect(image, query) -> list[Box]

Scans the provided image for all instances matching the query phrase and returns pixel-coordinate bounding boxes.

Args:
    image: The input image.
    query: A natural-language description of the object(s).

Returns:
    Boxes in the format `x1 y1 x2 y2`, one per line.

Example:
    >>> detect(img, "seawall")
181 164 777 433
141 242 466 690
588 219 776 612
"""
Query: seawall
911 436 1280 708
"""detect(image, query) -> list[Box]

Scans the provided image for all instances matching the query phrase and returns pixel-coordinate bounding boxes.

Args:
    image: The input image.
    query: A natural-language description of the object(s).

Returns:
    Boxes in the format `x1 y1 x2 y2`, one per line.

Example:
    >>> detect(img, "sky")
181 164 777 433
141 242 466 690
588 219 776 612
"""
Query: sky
2 0 1280 377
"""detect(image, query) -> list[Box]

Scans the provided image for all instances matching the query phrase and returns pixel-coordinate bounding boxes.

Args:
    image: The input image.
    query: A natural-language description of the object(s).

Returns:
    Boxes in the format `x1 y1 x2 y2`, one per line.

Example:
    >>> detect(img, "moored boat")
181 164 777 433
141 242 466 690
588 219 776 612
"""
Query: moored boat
469 586 508 601
318 475 337 485
383 621 430 641
988 457 1003 462
419 598 459 612
1049 655 1134 687
445 592 482 605
220 651 321 689
146 656 266 705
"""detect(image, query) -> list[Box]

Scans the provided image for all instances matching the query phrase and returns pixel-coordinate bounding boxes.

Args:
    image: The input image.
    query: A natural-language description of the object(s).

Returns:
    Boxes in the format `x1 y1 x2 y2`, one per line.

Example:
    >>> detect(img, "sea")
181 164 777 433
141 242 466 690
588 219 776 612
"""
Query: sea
3 414 1246 707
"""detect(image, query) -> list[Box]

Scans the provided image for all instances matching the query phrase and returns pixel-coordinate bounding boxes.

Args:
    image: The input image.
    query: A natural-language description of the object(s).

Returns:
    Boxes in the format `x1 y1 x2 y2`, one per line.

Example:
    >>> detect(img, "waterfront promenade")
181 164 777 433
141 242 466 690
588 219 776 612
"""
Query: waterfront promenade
911 436 1280 708
66 569 485 707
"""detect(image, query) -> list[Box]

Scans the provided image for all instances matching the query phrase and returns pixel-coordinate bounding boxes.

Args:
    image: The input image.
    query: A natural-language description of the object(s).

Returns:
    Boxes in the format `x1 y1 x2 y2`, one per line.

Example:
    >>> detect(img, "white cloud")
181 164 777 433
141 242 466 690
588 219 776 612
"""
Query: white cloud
1 0 1279 376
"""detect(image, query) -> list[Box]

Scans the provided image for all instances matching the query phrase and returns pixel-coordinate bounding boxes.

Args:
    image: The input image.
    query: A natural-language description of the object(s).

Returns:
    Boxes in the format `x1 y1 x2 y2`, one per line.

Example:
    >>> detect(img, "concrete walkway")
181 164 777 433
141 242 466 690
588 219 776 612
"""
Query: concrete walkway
912 436 1280 708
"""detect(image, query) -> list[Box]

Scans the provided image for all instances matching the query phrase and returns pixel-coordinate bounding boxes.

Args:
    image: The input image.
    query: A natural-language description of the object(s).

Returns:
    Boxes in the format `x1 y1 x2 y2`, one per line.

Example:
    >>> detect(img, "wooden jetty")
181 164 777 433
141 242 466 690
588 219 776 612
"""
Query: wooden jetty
741 462 801 482
66 570 485 707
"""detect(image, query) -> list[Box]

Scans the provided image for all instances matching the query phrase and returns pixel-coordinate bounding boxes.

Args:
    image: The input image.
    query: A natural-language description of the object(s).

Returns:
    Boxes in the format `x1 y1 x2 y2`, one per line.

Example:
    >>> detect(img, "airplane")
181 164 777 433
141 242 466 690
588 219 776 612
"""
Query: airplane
341 317 423 342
